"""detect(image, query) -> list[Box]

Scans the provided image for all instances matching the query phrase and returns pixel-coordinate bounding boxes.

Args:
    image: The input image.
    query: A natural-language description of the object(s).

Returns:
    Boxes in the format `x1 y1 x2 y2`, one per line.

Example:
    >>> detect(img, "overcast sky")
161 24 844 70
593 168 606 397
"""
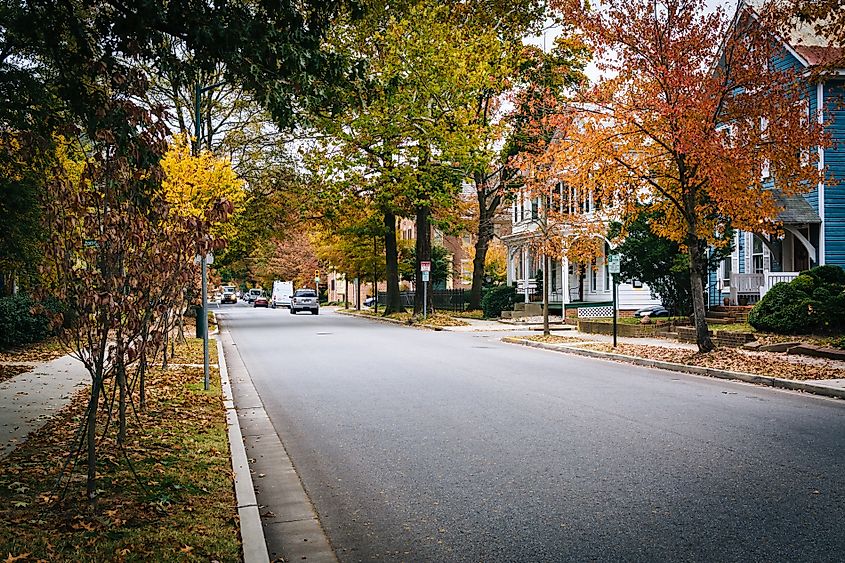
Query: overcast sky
524 0 741 82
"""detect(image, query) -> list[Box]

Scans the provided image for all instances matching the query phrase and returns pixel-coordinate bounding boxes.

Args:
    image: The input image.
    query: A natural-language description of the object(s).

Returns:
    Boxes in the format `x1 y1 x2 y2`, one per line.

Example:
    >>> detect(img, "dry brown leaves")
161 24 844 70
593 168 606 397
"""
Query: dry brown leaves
581 342 845 380
0 337 69 364
0 365 32 384
524 334 587 344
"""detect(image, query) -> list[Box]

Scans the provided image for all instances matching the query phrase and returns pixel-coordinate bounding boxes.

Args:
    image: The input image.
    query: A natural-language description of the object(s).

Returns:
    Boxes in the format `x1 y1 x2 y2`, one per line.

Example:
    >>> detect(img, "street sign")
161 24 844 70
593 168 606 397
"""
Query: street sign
315 277 321 284
83 239 99 248
608 253 621 274
194 253 214 265
421 271 430 282
420 261 431 272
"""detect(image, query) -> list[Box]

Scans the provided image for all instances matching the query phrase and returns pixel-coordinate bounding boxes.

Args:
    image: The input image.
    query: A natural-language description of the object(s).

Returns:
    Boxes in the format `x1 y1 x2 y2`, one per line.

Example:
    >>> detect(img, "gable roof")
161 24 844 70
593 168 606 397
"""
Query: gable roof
739 0 842 69
772 189 821 224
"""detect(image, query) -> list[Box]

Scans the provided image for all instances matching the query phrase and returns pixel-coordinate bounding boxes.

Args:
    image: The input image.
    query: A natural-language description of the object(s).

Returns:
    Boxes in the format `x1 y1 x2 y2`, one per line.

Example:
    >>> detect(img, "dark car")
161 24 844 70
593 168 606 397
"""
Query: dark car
634 304 670 318
253 293 269 308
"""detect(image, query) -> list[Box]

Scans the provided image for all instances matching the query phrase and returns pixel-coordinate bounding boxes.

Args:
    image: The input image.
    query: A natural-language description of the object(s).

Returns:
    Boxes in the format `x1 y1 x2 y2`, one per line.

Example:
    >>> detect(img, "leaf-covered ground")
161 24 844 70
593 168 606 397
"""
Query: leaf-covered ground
577 342 845 381
0 364 32 384
0 337 69 364
342 308 469 327
0 337 239 561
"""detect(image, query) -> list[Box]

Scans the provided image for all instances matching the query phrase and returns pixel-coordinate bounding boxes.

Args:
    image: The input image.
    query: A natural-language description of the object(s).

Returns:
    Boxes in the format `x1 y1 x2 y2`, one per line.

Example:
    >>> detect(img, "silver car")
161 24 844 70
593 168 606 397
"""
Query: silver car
290 289 319 315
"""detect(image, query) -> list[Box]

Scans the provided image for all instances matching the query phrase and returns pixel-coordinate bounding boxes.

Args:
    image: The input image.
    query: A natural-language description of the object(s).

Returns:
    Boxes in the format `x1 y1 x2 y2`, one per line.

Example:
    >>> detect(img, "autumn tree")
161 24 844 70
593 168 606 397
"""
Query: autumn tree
552 0 827 351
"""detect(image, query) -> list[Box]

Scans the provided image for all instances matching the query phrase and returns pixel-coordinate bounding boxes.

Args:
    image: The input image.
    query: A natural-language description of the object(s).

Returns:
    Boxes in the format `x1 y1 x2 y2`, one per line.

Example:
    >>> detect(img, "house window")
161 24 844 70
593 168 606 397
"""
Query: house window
590 259 598 292
722 257 732 287
603 257 610 290
531 198 539 220
752 237 764 274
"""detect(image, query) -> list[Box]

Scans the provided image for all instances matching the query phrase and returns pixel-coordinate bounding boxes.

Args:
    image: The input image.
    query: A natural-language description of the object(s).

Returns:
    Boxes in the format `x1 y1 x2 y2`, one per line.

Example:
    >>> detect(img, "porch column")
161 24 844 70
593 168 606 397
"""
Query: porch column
562 257 570 305
522 246 530 303
506 248 512 286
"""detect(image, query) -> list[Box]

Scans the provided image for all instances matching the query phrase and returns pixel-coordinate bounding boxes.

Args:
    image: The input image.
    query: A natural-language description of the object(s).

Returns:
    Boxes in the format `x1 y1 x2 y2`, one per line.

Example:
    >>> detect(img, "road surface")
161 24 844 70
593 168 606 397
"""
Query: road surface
218 303 845 562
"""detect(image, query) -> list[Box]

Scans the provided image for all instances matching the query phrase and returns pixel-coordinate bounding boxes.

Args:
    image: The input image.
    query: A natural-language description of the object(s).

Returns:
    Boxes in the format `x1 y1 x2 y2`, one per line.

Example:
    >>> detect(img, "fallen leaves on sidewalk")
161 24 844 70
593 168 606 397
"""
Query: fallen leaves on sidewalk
523 334 588 344
580 342 845 380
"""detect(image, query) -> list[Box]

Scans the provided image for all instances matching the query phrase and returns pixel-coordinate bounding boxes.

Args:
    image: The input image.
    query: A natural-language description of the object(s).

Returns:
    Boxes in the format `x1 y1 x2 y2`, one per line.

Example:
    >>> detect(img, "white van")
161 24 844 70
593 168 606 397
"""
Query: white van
271 280 294 308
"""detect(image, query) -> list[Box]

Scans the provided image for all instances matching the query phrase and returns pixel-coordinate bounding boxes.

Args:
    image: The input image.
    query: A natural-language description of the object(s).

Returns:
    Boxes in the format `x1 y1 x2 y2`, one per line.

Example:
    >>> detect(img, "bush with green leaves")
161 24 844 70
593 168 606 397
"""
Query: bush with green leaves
0 294 53 348
749 266 845 334
481 285 518 319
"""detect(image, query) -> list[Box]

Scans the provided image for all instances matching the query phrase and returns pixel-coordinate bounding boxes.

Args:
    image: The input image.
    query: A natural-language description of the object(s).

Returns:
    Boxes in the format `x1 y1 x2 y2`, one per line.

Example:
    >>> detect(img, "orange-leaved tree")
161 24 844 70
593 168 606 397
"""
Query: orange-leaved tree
547 0 827 352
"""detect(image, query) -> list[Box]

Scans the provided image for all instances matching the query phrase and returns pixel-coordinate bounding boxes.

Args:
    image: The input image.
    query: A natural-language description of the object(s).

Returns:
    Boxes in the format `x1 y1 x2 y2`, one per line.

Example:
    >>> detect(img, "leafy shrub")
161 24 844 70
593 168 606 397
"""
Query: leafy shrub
481 285 517 319
749 265 845 334
0 294 53 348
803 264 845 286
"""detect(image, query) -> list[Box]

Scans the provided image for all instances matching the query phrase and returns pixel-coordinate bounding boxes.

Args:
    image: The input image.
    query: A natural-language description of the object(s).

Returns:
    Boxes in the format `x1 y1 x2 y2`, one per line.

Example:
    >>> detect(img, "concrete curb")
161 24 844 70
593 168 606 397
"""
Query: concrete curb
501 337 845 401
215 332 271 563
334 308 445 331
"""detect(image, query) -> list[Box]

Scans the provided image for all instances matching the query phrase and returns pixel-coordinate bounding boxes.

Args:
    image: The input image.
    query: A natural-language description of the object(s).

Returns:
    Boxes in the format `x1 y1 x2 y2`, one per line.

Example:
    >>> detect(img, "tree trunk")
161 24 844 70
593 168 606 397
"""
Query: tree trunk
86 376 101 502
543 253 550 336
118 360 127 445
688 240 714 353
382 210 403 314
414 205 433 316
344 276 349 309
468 173 499 310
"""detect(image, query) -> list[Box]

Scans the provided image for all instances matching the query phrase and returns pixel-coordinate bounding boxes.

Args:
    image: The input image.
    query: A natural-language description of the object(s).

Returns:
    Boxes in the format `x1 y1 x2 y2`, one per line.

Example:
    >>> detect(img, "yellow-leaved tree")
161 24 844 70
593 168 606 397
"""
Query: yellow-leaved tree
161 134 245 240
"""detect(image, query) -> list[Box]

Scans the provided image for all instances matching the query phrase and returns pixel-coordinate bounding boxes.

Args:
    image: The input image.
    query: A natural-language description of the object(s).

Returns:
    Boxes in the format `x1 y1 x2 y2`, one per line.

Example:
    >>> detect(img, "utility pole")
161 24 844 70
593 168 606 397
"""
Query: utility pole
195 80 225 391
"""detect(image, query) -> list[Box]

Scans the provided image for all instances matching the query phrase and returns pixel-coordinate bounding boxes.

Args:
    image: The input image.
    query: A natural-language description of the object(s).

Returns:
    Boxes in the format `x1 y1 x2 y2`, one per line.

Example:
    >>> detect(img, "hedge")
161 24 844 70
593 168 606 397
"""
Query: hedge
0 294 55 349
749 265 845 335
481 285 517 319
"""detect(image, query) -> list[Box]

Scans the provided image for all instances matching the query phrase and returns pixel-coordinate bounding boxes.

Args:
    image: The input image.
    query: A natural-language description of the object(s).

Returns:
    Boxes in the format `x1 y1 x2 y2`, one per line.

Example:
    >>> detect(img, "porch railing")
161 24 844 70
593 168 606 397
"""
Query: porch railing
763 272 799 295
729 271 800 303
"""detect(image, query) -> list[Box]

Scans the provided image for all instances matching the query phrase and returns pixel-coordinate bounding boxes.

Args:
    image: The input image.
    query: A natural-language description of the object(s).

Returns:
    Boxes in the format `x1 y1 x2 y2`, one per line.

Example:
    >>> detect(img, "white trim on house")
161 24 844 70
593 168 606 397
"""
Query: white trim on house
817 81 826 265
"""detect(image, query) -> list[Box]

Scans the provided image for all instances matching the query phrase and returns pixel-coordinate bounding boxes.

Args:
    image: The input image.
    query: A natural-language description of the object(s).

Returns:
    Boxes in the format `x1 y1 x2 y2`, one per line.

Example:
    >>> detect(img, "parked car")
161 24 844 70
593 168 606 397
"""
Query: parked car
363 296 376 307
247 288 263 303
290 289 319 315
253 293 269 308
634 305 670 318
221 286 237 304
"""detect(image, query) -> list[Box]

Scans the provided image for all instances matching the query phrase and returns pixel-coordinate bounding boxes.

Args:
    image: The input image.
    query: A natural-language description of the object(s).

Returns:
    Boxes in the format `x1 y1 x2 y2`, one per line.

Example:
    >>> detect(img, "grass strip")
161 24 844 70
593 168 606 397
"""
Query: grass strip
0 337 238 562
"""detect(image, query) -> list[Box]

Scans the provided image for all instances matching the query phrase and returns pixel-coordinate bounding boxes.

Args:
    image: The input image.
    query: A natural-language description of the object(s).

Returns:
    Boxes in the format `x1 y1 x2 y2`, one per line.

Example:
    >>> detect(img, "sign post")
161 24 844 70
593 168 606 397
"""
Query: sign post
420 261 431 319
195 252 214 391
608 254 621 348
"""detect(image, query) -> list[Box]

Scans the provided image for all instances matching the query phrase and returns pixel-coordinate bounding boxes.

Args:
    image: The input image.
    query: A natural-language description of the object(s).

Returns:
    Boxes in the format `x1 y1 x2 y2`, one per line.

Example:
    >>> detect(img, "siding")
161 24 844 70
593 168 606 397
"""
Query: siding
824 79 845 267
617 283 662 309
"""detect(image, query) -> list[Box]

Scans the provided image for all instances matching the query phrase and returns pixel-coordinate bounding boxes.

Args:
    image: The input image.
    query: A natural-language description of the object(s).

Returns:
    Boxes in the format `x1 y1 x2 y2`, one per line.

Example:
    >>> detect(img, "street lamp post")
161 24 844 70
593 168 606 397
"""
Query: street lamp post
195 80 225 392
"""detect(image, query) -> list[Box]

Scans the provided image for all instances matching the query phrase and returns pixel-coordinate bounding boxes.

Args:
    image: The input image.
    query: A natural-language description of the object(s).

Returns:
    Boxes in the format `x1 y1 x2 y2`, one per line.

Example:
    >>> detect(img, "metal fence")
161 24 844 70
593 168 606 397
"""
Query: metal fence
377 289 466 312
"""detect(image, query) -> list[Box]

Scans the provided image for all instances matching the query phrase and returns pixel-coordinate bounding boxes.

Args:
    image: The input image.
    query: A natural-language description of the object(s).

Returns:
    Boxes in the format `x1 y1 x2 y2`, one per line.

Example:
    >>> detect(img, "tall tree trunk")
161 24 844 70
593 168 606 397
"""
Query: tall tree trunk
468 173 499 310
382 210 403 314
414 205 433 315
86 374 101 502
543 253 550 336
688 240 714 352
118 360 127 445
344 276 349 309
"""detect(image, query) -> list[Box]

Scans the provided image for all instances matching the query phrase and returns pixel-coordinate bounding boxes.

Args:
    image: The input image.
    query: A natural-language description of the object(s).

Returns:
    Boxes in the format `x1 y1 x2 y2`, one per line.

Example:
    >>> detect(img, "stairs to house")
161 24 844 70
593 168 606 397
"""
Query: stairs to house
501 301 544 320
705 305 753 325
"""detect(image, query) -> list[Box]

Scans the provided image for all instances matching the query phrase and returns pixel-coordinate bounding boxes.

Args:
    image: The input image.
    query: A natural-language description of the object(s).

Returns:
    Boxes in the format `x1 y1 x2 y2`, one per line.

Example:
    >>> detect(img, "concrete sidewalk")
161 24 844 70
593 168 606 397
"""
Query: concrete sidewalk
0 353 90 458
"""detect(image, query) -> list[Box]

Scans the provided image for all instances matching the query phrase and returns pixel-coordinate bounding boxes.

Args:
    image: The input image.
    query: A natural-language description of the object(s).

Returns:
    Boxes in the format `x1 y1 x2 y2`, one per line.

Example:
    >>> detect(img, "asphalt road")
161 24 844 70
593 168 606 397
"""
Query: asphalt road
218 303 845 562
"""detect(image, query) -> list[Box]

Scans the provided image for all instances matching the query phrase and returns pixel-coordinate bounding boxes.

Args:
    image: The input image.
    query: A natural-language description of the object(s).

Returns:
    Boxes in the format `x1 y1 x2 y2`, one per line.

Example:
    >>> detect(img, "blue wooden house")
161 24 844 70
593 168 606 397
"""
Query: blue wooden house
709 3 845 306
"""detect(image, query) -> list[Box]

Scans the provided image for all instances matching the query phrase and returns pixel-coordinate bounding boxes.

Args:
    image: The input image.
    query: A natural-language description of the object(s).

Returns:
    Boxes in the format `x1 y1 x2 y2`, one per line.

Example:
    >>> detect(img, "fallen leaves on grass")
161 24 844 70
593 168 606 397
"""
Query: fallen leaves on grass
0 365 32 384
0 337 239 561
0 337 68 364
523 335 587 344
581 342 845 380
